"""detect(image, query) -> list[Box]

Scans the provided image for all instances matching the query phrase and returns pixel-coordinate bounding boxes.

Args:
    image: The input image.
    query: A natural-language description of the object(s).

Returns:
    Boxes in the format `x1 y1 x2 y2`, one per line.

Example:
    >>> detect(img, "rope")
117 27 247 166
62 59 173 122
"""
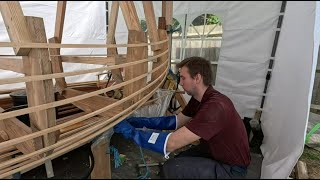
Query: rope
110 145 122 168
137 147 150 179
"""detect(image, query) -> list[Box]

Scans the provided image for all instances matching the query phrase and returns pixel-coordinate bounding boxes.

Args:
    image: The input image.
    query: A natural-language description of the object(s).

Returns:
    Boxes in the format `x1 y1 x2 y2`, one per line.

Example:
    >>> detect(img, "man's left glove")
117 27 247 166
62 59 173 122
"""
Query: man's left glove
113 120 172 158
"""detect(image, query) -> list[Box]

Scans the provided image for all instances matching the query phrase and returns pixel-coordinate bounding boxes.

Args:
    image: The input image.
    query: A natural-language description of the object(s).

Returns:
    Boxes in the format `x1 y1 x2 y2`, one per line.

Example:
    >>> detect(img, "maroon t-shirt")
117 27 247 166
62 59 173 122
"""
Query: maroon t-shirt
183 86 251 167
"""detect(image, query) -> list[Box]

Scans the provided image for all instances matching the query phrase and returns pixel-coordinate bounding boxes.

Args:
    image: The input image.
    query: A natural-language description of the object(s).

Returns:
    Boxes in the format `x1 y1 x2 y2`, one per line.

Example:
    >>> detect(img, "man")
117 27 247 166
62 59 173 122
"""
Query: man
114 56 251 179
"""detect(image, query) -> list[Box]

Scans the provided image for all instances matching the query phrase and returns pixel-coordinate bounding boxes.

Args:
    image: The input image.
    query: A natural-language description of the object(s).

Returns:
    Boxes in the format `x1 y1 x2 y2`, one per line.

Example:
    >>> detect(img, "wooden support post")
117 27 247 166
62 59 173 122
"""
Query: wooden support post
90 138 111 179
48 1 67 94
54 1 67 42
49 37 67 94
0 2 32 55
151 29 168 87
23 16 57 178
164 1 173 27
123 30 148 106
142 1 160 51
107 1 124 84
119 1 141 31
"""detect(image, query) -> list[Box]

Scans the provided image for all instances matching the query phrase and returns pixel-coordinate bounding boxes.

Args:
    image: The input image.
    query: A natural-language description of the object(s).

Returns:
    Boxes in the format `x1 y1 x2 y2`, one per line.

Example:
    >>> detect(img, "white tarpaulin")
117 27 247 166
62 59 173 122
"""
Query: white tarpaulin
1 1 320 179
0 1 106 90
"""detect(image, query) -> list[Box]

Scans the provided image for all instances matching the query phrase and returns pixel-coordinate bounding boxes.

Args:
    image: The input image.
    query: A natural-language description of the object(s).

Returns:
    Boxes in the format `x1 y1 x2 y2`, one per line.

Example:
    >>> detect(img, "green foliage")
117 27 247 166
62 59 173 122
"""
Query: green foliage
140 20 147 32
192 14 221 26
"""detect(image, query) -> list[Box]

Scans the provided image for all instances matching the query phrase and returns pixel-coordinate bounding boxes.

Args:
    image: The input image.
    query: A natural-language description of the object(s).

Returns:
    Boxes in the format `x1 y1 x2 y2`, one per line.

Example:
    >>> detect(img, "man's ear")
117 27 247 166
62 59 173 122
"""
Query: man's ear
195 73 202 84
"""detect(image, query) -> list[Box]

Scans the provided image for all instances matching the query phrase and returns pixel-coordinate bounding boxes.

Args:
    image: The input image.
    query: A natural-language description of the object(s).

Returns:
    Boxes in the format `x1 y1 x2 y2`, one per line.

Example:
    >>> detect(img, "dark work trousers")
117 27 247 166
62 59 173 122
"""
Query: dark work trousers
159 145 247 179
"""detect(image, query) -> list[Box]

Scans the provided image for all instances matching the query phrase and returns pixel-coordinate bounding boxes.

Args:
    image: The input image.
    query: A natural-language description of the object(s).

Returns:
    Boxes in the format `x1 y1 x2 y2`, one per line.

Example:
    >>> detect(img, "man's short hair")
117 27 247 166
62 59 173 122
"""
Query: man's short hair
177 56 213 86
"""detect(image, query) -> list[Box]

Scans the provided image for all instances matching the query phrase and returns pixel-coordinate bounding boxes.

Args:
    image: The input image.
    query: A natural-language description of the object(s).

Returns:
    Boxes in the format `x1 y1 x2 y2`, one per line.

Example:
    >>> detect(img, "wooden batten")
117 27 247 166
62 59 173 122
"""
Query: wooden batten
23 16 57 153
60 56 116 65
124 30 148 106
0 2 32 55
142 1 160 51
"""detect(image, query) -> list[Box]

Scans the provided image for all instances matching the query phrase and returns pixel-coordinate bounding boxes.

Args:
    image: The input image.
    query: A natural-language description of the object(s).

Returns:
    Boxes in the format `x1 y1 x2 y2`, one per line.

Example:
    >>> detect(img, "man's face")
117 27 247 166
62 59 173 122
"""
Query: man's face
179 66 196 96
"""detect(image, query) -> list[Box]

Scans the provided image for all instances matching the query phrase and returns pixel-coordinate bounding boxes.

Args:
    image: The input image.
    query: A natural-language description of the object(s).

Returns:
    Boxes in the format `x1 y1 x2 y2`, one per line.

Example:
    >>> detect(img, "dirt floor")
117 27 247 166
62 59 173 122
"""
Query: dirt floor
19 131 320 179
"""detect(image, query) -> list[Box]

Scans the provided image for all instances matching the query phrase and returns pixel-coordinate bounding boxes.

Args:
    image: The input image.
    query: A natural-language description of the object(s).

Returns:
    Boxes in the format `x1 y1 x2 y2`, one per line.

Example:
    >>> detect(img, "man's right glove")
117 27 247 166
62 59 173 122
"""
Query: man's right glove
126 115 177 130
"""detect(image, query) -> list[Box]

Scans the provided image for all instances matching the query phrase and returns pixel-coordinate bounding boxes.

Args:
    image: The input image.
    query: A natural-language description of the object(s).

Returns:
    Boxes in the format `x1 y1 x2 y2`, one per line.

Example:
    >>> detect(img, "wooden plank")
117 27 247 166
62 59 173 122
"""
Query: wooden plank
23 16 57 152
62 88 123 119
61 56 115 65
119 1 141 31
0 1 32 55
295 160 309 179
124 30 148 106
0 107 38 160
142 1 160 51
90 138 111 179
108 1 124 84
49 37 67 94
0 57 24 73
54 1 67 42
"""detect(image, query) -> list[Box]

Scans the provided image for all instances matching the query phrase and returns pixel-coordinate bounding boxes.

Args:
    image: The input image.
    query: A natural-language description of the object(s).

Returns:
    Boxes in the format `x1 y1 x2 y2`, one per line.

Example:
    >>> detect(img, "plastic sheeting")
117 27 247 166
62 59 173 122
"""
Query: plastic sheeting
0 1 107 90
260 2 320 178
133 89 175 117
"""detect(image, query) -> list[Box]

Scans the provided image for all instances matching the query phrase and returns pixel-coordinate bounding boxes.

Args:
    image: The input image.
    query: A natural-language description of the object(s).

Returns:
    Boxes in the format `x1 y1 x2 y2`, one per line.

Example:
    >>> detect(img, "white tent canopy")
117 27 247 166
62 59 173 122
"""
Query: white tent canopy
1 1 319 178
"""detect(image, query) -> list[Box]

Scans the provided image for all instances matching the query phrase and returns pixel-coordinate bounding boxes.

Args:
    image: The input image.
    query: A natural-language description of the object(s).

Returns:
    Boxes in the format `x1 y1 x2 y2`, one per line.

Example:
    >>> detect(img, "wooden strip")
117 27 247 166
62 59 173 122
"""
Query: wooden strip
49 37 67 94
0 39 167 49
0 1 32 55
23 17 57 153
119 1 141 31
0 65 168 178
124 30 148 106
54 1 67 42
142 1 160 51
0 57 24 73
0 49 167 85
0 59 168 157
61 56 116 65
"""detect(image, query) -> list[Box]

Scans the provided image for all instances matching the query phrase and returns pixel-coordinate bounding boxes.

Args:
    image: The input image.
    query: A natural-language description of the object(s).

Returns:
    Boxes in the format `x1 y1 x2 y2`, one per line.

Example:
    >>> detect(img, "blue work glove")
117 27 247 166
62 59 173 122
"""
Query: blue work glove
114 120 172 158
126 115 177 130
